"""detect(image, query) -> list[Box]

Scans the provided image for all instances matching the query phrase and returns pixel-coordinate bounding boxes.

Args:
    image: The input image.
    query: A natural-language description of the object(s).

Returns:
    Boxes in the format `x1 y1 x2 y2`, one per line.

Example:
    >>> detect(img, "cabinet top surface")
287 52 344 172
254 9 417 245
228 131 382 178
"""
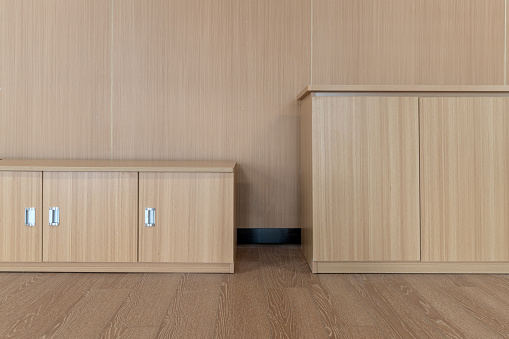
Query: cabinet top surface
0 159 236 173
297 85 509 100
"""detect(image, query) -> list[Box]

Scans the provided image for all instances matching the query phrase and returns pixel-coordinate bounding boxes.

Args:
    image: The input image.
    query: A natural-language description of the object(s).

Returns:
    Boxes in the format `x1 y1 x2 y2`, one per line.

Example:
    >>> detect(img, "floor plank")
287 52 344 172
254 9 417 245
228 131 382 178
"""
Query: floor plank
0 246 508 338
347 274 454 338
404 274 505 339
0 274 100 339
214 261 271 339
156 274 223 338
99 273 182 338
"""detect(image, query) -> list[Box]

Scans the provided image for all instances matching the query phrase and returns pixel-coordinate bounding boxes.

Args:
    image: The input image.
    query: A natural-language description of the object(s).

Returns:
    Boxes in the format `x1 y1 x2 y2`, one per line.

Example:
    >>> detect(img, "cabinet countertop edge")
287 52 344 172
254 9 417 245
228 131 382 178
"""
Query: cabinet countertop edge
0 160 237 173
297 85 509 100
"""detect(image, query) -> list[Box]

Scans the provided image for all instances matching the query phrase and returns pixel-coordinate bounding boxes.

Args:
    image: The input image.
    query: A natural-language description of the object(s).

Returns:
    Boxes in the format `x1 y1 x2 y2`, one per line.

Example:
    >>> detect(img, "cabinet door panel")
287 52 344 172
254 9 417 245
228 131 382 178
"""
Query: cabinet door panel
313 96 420 261
139 172 234 263
420 97 509 261
0 172 42 262
43 172 138 262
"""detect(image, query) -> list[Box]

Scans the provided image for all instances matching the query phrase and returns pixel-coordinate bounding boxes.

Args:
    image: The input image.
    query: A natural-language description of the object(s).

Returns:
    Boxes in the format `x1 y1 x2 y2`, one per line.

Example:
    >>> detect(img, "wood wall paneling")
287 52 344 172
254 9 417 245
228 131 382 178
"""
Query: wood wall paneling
2 0 508 232
420 97 509 262
112 0 311 228
313 96 420 261
312 0 505 85
0 0 111 159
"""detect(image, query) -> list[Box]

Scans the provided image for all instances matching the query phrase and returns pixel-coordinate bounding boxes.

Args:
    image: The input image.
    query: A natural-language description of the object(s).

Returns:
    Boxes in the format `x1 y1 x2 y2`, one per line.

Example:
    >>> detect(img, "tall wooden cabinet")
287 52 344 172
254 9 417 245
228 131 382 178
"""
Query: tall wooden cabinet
299 86 509 273
0 160 236 273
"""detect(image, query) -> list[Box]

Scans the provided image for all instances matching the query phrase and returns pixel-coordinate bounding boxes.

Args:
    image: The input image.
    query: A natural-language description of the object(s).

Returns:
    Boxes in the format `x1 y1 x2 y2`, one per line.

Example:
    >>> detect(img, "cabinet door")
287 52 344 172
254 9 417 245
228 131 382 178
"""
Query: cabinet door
139 172 234 263
43 172 138 262
0 172 42 262
420 97 509 262
313 96 420 261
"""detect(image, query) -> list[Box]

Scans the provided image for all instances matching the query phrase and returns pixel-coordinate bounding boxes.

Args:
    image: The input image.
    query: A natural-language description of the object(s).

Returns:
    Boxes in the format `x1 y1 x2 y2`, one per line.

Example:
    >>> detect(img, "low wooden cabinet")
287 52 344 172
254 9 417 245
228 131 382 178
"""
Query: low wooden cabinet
0 160 236 273
299 86 509 273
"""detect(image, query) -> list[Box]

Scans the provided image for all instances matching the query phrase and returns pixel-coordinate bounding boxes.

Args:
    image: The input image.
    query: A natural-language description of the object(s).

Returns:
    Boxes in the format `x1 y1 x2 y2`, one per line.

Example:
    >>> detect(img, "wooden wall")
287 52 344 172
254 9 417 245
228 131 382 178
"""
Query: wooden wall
0 0 506 229
312 0 506 85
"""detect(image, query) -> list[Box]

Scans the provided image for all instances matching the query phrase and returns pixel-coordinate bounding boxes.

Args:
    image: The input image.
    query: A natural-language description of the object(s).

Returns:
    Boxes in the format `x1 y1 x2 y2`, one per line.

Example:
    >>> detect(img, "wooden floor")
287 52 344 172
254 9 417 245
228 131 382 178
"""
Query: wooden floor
1 246 509 338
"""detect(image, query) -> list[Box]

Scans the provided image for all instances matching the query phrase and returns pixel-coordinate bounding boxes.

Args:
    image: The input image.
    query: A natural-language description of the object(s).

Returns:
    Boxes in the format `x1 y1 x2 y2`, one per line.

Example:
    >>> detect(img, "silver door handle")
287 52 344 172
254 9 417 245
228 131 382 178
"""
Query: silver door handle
25 208 36 227
145 208 155 227
49 207 60 226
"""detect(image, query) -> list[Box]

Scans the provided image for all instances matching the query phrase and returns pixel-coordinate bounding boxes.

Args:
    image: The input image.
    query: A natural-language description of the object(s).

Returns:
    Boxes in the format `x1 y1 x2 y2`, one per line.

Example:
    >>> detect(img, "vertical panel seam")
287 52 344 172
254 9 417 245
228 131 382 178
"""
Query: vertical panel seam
505 0 507 85
110 0 114 160
418 98 422 262
310 0 313 85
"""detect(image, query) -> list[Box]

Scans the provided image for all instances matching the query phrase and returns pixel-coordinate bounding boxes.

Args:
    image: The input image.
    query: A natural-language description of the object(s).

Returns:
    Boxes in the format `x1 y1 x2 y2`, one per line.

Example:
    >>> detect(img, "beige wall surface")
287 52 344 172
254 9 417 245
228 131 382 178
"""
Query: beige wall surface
313 0 506 85
0 0 111 160
0 0 506 228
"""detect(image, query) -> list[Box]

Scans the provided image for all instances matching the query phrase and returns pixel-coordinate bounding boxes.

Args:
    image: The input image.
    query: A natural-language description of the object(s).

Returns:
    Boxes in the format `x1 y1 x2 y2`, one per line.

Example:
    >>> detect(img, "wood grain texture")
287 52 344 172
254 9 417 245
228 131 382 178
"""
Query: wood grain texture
0 172 42 262
0 274 102 339
312 0 505 85
297 85 509 100
38 288 134 338
139 172 235 264
300 95 314 269
420 97 509 261
214 261 271 338
99 274 181 337
0 159 236 173
312 96 420 261
42 172 138 262
314 261 509 274
157 274 223 338
0 262 233 273
112 0 311 229
2 247 509 337
404 274 507 338
0 0 111 160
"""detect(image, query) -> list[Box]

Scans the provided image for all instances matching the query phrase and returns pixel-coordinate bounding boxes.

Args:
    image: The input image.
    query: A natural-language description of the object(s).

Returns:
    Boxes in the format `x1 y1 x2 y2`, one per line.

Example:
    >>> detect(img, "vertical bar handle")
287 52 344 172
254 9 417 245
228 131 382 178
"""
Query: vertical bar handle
49 207 60 226
145 208 155 227
25 208 36 227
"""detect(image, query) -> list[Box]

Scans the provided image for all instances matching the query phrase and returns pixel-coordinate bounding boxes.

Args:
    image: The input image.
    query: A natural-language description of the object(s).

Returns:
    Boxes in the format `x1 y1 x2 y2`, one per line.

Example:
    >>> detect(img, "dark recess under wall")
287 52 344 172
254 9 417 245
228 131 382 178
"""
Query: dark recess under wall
237 228 301 245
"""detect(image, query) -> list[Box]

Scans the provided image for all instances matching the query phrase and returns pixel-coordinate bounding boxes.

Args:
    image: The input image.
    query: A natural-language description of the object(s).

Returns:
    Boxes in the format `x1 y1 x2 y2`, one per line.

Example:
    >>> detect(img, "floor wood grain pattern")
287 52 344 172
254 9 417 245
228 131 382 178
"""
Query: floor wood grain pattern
1 247 509 338
1 274 100 338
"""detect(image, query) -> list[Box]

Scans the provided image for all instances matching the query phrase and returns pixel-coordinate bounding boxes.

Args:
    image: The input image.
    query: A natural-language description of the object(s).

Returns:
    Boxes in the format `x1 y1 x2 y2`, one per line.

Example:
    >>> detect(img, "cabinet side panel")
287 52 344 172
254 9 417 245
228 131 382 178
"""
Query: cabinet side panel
0 172 42 262
314 96 420 261
43 172 138 262
420 97 509 261
300 95 314 267
139 172 234 263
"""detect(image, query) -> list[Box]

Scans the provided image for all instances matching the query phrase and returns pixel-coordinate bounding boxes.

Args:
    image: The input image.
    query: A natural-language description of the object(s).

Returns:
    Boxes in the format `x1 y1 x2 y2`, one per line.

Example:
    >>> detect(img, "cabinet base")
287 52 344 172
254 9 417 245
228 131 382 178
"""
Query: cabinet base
0 262 235 273
312 261 509 274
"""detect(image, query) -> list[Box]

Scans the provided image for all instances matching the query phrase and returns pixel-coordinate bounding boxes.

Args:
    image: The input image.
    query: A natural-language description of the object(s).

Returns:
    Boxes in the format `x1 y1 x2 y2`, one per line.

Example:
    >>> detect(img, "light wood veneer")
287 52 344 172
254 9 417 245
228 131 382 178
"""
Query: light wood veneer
301 87 509 273
139 172 235 264
312 0 505 85
0 160 236 272
420 97 509 262
0 172 42 262
42 172 138 263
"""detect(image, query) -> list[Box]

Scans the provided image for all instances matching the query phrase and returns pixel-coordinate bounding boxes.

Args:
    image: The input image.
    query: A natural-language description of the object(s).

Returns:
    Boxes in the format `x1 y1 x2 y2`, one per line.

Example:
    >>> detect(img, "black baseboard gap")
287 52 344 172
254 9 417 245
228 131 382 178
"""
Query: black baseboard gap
237 228 301 245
